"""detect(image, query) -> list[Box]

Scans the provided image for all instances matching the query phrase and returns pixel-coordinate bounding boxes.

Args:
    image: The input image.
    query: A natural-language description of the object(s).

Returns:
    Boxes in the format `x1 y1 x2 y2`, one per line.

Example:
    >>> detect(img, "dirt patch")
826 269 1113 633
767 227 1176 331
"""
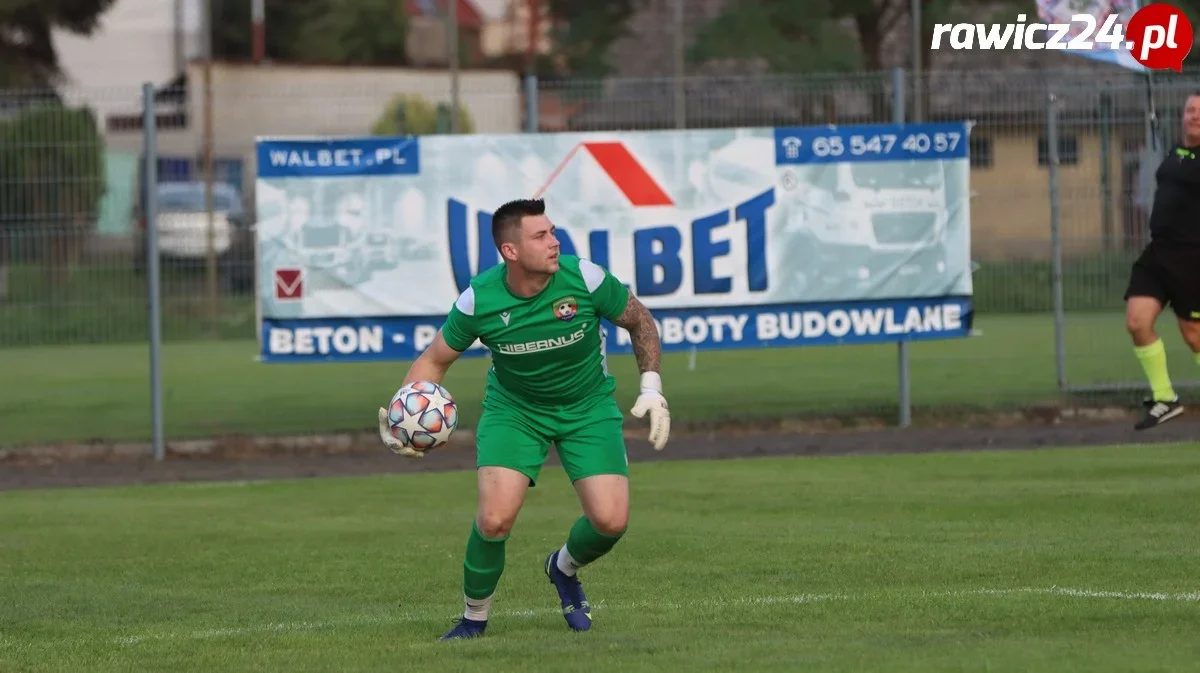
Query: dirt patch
2 405 1197 491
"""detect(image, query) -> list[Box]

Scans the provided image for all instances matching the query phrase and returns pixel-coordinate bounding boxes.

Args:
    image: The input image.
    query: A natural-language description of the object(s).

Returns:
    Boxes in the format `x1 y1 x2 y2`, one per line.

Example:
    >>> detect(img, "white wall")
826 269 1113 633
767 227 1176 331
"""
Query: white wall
52 0 202 115
199 62 522 152
101 62 524 197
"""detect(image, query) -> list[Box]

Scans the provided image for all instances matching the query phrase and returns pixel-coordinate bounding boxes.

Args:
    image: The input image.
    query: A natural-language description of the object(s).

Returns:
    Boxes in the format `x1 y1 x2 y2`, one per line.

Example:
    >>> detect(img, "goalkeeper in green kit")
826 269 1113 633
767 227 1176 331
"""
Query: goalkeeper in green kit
377 198 670 641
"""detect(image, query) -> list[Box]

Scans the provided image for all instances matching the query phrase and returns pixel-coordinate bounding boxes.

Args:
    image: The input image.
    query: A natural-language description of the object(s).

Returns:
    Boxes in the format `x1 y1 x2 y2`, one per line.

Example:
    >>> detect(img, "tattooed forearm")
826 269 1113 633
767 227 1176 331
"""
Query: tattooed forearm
613 294 661 373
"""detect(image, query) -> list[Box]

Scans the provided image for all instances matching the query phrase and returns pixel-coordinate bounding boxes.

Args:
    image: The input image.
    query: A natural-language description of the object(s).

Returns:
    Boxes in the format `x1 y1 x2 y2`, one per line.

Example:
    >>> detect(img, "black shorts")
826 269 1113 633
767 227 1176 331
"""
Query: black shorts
1125 241 1200 320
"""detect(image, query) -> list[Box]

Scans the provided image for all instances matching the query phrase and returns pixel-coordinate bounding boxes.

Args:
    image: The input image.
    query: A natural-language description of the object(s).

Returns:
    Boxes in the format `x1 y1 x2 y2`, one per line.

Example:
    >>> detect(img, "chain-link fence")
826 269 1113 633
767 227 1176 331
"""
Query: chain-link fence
2 66 1199 449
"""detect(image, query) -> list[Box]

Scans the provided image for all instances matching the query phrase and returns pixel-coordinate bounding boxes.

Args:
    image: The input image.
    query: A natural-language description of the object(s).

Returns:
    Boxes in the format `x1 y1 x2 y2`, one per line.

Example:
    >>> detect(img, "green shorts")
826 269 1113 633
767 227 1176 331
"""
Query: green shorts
475 381 628 486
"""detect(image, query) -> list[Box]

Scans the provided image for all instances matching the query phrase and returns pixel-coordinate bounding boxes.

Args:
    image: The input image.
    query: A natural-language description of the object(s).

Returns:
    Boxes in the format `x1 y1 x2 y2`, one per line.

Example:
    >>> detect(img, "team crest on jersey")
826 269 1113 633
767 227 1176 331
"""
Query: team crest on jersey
552 296 578 322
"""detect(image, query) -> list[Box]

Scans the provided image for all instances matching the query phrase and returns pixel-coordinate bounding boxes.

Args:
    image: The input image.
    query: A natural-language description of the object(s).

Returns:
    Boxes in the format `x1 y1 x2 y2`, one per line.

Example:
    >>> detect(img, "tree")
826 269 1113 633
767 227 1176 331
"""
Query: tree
295 0 409 65
0 102 105 298
0 0 118 88
686 0 1052 75
542 0 640 77
370 93 475 135
918 0 1046 71
1173 0 1200 69
211 0 321 62
211 0 409 66
687 0 867 73
685 0 919 122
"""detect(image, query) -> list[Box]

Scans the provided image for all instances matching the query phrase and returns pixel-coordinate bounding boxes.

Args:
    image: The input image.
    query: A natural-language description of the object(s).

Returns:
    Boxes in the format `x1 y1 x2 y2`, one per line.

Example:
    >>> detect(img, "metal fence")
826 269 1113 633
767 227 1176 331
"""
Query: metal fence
3 66 1200 451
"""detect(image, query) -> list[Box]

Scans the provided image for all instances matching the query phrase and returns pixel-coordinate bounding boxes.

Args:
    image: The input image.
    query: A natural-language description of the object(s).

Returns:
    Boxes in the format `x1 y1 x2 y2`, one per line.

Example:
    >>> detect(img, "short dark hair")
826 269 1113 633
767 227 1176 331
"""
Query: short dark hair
491 198 545 249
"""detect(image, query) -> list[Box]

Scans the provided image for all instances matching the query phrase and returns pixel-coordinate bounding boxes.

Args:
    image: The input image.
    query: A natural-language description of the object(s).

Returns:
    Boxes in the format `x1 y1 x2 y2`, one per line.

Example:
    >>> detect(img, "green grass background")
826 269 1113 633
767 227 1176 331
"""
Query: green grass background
4 312 1199 448
5 254 1200 447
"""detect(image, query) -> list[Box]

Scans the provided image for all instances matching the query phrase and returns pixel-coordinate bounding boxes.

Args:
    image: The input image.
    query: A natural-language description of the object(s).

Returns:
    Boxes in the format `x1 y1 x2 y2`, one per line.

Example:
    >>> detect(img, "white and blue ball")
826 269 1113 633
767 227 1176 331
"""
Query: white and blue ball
387 381 459 452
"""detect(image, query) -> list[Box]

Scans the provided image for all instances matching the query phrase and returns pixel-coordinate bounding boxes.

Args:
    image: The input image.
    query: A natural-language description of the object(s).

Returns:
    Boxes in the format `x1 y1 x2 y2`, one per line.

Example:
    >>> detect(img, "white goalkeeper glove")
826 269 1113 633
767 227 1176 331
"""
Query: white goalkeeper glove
630 372 670 451
377 407 425 459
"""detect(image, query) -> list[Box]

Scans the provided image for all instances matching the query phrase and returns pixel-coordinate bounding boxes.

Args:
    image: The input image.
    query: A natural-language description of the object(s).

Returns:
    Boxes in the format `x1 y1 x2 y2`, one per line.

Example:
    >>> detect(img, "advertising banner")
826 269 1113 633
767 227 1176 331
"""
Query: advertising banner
255 123 973 362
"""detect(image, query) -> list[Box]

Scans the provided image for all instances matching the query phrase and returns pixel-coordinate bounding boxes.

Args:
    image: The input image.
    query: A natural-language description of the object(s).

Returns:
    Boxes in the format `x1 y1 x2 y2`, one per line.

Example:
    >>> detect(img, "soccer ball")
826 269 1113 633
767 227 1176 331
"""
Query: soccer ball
386 381 459 452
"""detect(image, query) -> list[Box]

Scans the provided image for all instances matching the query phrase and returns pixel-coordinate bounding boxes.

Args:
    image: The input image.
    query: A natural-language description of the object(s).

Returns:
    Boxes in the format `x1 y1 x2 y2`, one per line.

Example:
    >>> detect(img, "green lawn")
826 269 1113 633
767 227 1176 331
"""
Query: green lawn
0 263 257 346
3 445 1199 671
5 311 1200 448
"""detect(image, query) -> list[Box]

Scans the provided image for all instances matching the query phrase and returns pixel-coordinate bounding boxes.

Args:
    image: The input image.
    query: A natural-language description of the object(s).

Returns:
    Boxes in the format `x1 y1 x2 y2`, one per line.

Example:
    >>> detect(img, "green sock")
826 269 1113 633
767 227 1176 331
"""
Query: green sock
463 522 506 600
564 515 624 567
1135 339 1176 402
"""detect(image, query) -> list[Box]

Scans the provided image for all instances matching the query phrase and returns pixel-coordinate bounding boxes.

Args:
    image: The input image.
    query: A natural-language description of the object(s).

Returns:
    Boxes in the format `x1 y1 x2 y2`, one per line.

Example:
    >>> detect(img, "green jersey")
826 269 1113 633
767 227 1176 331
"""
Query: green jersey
440 255 631 407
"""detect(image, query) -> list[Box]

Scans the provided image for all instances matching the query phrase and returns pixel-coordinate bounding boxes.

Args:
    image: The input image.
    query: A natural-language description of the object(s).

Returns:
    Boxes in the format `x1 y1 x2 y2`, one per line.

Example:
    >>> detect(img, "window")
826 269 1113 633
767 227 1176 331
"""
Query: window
1038 134 1079 166
969 136 992 168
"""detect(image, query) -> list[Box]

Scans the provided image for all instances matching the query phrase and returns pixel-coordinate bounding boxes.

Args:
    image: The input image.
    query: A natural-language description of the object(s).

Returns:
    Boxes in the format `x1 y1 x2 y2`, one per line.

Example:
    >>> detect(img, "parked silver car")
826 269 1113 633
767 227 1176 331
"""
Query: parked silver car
133 181 254 293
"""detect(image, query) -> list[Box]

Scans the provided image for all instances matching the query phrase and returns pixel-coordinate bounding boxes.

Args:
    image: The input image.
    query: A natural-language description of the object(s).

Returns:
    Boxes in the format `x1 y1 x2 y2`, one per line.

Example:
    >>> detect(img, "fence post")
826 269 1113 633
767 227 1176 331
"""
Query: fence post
892 66 912 428
673 0 696 371
523 74 538 133
673 0 685 131
1047 91 1067 391
1099 90 1113 252
142 82 165 461
448 0 460 134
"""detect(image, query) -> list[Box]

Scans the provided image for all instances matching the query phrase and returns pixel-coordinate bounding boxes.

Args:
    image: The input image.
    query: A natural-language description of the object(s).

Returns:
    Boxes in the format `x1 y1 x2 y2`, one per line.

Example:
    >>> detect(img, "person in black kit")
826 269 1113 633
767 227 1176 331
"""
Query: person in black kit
1124 92 1200 430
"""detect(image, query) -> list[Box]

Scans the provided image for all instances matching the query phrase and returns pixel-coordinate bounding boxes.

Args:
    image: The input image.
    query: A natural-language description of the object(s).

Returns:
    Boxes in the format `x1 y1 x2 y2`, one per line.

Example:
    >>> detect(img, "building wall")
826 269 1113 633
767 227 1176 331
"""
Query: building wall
968 129 1129 261
196 62 521 150
103 62 524 197
53 0 202 111
479 0 552 58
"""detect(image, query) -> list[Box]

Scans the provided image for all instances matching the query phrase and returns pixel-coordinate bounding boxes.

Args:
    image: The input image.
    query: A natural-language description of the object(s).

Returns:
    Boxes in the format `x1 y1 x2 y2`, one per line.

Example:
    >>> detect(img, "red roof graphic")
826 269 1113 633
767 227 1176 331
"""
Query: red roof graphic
533 141 675 208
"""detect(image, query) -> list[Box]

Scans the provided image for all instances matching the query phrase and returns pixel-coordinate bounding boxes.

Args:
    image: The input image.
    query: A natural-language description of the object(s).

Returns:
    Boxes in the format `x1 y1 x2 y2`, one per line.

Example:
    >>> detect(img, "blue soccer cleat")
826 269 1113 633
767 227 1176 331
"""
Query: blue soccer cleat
544 550 592 631
438 616 487 641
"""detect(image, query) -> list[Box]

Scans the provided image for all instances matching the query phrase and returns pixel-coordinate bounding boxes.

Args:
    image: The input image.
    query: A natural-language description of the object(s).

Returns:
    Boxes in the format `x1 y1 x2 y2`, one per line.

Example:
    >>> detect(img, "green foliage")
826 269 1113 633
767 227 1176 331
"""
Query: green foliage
212 0 314 61
0 102 105 235
297 0 408 64
369 93 475 136
543 0 639 77
213 0 641 77
212 0 408 65
685 0 1036 74
687 0 863 73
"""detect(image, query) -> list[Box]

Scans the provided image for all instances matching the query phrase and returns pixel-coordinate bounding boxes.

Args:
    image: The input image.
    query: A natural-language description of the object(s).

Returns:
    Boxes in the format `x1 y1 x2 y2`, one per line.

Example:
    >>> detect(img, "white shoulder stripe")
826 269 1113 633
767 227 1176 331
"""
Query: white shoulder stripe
455 287 476 316
578 258 607 293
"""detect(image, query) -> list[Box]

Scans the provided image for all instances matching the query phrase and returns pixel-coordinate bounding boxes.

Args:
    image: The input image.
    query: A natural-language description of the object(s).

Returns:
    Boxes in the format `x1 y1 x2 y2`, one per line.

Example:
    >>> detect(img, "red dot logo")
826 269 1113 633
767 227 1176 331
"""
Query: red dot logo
1126 3 1194 71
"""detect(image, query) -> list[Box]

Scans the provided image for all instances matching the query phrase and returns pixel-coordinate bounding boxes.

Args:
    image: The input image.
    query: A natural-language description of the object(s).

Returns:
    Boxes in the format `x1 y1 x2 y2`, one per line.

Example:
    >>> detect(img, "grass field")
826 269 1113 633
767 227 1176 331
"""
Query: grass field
5 311 1200 448
3 444 1199 671
5 248 1199 448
